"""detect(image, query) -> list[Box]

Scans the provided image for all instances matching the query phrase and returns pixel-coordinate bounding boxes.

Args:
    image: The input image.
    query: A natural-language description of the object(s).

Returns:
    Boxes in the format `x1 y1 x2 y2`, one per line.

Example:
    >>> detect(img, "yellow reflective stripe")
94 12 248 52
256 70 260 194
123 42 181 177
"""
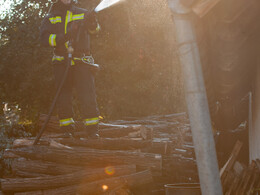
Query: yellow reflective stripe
60 118 75 127
49 16 61 24
52 56 64 61
72 13 84 21
88 23 101 34
65 11 72 34
65 41 69 49
49 34 56 47
71 58 81 65
84 117 99 126
52 56 82 63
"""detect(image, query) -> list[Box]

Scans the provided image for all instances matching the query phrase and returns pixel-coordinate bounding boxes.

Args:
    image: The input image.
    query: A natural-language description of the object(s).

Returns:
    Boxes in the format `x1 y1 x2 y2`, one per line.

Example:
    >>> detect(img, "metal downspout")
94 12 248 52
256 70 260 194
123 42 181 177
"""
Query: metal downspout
167 1 223 194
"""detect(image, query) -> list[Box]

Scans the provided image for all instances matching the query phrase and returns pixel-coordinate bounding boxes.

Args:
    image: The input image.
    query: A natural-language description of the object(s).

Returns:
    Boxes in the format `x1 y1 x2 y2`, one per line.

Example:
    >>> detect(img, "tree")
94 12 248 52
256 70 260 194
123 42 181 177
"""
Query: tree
0 0 185 124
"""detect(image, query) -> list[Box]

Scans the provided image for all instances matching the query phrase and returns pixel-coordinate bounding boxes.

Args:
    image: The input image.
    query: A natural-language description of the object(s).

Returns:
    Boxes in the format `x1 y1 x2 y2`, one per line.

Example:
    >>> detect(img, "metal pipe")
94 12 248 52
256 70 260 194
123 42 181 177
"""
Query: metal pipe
167 0 223 194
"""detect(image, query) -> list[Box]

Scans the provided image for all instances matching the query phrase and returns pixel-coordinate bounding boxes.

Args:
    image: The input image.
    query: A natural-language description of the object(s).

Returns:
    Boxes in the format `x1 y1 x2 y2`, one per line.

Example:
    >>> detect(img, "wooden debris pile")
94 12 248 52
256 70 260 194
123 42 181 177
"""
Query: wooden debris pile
221 140 260 195
1 112 198 194
112 113 198 182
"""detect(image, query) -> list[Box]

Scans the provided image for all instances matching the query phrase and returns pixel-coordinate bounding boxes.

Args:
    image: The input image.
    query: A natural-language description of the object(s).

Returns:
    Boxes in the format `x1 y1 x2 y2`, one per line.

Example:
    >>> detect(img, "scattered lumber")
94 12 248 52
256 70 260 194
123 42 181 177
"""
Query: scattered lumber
2 112 200 194
220 140 260 194
4 145 162 171
14 170 153 195
2 164 136 192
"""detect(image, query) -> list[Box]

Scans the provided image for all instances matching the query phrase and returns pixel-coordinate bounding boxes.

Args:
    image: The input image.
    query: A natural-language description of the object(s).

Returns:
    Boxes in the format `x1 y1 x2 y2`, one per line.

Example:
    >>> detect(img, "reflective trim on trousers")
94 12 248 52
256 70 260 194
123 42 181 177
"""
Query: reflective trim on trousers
84 117 99 126
60 117 75 127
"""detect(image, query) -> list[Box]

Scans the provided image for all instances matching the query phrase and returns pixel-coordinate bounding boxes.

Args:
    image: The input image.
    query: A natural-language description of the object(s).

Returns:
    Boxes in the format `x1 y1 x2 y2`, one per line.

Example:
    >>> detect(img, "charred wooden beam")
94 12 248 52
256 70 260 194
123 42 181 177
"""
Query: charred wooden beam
2 164 136 192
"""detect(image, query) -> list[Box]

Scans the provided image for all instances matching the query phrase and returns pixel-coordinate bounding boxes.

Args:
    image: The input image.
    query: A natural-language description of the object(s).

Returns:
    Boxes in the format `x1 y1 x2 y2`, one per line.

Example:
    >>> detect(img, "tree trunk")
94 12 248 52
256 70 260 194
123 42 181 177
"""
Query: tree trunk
2 164 136 192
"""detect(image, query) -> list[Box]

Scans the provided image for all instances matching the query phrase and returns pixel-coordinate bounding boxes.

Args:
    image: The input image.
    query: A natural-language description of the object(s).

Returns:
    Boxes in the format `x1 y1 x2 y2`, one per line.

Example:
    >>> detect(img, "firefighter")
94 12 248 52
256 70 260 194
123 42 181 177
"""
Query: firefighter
40 0 101 138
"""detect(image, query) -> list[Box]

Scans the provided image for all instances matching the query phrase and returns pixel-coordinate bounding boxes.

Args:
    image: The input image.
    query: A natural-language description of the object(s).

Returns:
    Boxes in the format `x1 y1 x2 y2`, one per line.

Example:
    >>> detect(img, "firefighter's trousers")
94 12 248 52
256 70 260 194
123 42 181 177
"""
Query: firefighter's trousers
54 61 99 121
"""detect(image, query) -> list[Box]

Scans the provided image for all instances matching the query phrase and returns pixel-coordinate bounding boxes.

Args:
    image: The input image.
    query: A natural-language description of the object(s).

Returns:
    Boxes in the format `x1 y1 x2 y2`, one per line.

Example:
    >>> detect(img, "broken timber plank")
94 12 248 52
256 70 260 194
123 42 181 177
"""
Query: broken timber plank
246 171 259 195
14 171 50 178
220 140 243 181
234 168 248 195
2 164 136 192
225 174 240 195
14 170 153 195
240 161 256 194
98 125 151 139
192 0 222 18
56 137 152 150
11 158 82 176
5 146 162 171
13 139 72 150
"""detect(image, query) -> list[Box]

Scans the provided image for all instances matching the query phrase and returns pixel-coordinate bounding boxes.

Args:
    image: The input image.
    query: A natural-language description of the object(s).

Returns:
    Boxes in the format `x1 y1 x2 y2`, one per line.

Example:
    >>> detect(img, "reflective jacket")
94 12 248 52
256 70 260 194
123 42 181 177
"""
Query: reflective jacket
40 2 100 62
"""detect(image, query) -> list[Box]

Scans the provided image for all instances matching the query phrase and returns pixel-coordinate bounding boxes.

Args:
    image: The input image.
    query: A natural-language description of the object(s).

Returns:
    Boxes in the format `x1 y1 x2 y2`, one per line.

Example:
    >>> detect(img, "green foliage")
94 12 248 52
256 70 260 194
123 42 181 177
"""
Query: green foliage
0 0 185 124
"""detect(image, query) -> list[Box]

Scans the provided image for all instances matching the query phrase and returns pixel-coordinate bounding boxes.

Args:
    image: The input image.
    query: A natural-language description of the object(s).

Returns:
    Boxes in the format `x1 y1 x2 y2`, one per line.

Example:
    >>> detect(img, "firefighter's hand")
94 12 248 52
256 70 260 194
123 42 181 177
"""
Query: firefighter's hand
67 46 74 54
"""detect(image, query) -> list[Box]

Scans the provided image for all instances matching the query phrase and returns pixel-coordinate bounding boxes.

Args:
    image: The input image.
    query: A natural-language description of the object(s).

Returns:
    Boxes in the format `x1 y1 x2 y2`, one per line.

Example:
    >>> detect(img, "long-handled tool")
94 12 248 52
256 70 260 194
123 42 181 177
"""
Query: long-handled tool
34 43 73 145
34 0 125 145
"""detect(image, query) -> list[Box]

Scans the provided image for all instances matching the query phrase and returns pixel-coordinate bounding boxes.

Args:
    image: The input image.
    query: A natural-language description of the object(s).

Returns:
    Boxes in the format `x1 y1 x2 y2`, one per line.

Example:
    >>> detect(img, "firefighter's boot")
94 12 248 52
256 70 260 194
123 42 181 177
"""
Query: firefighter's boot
61 124 76 138
85 124 99 139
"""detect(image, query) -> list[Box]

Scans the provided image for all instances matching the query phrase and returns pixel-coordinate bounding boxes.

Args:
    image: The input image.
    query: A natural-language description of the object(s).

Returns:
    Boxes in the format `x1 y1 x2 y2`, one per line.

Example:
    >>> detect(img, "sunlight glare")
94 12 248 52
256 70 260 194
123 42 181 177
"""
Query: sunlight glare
105 166 115 175
102 185 109 191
